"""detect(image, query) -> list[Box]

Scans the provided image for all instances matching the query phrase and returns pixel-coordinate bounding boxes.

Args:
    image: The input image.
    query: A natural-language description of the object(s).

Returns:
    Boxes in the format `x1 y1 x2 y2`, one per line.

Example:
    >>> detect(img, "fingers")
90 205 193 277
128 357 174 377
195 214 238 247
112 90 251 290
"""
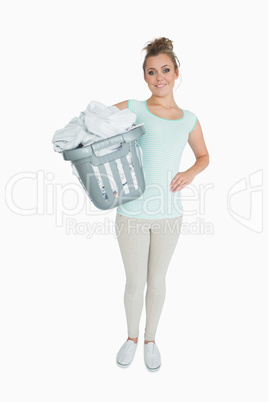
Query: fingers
170 178 186 192
170 174 182 188
170 171 195 192
171 181 186 192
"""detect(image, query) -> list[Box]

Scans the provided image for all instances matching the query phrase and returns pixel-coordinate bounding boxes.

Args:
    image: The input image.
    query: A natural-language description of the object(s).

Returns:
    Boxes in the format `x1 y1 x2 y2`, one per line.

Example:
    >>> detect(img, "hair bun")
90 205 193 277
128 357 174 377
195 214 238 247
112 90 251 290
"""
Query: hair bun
143 37 174 53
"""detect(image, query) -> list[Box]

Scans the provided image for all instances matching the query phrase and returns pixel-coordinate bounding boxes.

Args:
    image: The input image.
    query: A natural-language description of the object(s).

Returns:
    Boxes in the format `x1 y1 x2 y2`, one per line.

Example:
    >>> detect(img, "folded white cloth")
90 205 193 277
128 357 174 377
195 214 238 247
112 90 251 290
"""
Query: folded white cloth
52 100 137 153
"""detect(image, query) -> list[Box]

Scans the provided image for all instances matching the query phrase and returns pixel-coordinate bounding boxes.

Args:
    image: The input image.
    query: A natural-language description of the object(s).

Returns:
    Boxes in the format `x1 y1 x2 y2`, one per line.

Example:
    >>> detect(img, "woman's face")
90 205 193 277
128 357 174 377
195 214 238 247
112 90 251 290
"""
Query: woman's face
144 53 179 96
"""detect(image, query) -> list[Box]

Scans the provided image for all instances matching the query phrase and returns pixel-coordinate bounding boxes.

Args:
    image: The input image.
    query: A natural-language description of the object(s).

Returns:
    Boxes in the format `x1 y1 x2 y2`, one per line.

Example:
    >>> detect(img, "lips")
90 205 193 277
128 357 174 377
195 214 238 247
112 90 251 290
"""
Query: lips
155 84 167 88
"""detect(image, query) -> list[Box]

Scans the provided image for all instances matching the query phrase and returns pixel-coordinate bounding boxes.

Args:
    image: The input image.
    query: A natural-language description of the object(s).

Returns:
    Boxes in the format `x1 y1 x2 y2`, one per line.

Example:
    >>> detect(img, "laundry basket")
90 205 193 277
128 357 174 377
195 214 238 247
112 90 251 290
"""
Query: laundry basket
62 124 146 210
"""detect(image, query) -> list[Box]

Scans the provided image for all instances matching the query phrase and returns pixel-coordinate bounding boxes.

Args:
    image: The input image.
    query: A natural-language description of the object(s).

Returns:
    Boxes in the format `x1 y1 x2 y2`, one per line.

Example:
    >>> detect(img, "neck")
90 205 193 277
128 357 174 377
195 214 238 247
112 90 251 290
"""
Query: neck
147 95 176 109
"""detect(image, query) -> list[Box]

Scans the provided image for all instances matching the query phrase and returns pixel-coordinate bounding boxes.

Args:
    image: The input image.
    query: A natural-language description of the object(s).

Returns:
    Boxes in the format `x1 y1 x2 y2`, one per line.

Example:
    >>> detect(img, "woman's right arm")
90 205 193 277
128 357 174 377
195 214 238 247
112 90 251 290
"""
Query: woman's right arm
113 100 128 110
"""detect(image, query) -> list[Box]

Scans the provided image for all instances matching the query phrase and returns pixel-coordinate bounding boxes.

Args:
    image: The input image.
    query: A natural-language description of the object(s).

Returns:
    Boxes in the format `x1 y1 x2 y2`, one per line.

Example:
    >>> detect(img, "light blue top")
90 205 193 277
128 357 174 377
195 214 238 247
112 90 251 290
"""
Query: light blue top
117 99 198 219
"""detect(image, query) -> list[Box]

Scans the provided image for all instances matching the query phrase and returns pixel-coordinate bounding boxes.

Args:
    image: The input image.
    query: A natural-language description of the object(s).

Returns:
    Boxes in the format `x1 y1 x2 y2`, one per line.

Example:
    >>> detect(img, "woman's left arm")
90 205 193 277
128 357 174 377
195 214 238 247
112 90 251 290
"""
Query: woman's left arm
170 119 210 192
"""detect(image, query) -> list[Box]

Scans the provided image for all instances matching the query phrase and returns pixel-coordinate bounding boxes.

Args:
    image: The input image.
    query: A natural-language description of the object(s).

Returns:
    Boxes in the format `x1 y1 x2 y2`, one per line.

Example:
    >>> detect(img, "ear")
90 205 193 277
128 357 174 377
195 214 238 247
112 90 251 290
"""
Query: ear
175 69 179 80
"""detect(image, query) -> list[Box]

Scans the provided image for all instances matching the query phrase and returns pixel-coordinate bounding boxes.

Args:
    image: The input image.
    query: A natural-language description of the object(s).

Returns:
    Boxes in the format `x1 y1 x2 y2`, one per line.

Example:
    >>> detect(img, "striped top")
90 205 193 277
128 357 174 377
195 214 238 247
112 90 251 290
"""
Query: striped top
117 99 198 219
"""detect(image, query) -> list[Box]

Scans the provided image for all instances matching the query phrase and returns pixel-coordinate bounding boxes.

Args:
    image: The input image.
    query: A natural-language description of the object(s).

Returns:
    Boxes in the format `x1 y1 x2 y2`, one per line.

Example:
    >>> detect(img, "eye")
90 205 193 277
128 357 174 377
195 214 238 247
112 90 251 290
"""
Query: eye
148 71 155 75
163 68 170 73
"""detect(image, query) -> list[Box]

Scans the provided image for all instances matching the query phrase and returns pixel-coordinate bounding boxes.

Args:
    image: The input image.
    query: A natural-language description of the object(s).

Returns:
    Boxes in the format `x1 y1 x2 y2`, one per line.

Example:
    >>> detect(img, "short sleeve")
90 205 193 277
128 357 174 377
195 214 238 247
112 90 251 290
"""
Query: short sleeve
189 112 198 133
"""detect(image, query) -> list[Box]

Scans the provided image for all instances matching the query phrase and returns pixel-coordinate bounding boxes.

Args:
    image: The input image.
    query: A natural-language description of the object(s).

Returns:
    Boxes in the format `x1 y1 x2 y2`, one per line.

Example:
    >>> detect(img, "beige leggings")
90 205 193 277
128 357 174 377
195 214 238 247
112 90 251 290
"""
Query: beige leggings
115 212 183 341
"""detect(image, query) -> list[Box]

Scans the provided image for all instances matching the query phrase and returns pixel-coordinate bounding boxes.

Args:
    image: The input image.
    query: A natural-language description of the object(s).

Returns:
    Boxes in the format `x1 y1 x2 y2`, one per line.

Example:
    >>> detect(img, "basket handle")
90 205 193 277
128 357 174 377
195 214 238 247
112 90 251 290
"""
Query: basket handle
91 133 125 154
91 125 145 155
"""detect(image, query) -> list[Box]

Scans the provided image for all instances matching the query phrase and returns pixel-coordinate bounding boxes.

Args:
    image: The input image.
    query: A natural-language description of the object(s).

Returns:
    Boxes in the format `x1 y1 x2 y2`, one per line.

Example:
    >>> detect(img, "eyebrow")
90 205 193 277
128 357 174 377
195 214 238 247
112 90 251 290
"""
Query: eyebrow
147 64 171 71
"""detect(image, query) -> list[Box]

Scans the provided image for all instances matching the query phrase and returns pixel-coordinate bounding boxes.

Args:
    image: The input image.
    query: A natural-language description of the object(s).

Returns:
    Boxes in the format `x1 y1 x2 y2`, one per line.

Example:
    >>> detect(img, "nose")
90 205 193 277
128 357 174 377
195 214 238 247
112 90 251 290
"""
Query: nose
156 72 164 81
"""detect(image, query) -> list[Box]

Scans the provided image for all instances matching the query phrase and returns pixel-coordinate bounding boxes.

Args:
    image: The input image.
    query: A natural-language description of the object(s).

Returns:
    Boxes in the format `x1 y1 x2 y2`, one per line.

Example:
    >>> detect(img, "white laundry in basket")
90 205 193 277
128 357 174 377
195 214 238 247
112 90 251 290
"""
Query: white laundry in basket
52 100 137 153
84 101 137 138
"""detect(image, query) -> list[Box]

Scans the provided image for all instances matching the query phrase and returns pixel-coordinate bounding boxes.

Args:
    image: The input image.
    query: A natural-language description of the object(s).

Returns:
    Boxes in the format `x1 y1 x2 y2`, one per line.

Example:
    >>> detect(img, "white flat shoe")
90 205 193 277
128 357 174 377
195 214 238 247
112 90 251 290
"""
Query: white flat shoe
116 340 138 368
144 342 161 372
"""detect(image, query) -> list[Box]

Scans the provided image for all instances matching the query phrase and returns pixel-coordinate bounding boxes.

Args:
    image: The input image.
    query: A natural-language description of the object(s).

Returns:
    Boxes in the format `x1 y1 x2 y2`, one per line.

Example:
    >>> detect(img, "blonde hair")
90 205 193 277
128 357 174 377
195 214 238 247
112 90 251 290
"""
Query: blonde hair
142 37 180 73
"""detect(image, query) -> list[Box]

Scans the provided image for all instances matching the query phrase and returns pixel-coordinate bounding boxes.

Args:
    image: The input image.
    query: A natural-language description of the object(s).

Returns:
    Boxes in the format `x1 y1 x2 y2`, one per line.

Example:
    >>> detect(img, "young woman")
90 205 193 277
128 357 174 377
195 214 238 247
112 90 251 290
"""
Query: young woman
114 37 209 371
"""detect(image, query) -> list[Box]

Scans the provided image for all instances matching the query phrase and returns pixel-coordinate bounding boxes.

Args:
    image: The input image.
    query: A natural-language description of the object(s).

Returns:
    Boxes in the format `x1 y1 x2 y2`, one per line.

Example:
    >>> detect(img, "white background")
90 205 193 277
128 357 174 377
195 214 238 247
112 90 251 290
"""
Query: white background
1 0 267 401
